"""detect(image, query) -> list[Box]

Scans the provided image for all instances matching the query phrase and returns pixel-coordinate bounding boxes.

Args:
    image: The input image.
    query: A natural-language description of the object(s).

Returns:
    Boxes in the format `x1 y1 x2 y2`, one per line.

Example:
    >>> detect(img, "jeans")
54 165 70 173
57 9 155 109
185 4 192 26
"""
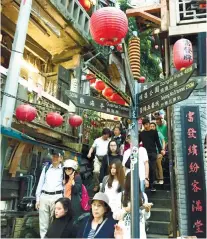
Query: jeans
148 152 157 187
140 180 145 193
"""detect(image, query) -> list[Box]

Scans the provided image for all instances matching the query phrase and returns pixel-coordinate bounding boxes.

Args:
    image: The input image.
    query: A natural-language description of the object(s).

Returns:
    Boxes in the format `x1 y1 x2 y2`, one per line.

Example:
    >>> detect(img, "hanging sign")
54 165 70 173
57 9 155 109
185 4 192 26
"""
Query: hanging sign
138 64 196 104
66 91 129 118
138 80 197 117
181 106 206 238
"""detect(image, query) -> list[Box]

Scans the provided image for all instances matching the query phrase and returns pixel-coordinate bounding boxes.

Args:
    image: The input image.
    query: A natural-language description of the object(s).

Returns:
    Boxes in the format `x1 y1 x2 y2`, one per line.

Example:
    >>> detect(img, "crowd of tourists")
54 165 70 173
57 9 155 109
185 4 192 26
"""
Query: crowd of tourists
35 112 168 238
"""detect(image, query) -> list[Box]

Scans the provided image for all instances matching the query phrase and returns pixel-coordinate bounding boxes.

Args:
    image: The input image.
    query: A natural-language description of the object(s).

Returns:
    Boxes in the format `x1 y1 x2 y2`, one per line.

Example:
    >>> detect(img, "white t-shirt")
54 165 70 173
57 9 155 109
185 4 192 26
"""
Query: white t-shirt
92 137 110 156
105 179 122 215
122 147 148 180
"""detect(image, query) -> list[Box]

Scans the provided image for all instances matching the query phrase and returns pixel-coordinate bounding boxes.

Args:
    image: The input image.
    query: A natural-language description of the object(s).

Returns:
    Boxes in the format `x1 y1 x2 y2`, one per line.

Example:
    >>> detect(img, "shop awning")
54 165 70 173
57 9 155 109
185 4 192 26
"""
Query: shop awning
0 125 74 151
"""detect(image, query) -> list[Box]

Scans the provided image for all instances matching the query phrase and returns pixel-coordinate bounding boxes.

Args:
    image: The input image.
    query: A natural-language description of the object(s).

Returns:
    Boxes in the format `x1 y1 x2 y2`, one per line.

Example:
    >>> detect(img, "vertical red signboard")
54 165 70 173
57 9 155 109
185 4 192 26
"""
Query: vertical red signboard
181 106 206 238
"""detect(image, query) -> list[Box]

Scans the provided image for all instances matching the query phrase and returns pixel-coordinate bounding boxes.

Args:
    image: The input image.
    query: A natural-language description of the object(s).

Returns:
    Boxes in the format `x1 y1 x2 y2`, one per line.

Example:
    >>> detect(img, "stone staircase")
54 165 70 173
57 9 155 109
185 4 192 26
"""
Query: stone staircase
146 168 173 238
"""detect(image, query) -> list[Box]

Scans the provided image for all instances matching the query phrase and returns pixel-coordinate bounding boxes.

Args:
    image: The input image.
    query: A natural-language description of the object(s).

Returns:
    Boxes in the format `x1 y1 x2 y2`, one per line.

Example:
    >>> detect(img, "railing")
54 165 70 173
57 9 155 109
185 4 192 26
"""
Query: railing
49 0 91 38
176 0 207 24
0 68 74 137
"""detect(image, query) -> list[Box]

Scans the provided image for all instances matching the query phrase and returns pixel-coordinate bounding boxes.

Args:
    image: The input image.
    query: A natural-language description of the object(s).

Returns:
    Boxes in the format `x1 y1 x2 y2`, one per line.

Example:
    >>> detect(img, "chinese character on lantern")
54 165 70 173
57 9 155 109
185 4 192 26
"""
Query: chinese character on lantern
189 162 200 173
192 200 203 212
187 128 197 139
188 144 198 156
191 180 201 192
194 220 204 233
187 111 195 122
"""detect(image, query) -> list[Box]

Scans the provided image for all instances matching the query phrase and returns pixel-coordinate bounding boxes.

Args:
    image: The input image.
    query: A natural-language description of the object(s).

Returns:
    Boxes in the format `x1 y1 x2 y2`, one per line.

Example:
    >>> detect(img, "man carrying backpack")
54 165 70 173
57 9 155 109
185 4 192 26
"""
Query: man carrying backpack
35 149 64 238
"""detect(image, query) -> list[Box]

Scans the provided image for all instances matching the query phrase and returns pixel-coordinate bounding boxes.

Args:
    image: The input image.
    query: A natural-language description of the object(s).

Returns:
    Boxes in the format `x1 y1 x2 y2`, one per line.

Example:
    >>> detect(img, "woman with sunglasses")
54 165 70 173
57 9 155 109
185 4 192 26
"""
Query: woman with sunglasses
63 159 82 221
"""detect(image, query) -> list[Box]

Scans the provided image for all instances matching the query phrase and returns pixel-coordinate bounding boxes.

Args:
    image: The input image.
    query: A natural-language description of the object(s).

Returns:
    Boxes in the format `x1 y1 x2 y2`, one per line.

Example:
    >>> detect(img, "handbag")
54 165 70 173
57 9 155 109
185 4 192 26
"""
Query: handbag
96 155 104 162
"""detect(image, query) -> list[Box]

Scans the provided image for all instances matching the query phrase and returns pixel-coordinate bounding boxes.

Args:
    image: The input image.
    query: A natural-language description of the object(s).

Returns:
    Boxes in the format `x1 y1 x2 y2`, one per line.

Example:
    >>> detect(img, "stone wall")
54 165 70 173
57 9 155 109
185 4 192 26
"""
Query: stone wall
172 79 206 235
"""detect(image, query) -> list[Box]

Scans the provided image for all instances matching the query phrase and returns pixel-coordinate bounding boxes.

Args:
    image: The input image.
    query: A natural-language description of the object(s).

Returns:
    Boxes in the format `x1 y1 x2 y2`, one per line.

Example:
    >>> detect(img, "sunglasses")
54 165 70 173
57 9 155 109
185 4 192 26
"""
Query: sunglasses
64 167 73 170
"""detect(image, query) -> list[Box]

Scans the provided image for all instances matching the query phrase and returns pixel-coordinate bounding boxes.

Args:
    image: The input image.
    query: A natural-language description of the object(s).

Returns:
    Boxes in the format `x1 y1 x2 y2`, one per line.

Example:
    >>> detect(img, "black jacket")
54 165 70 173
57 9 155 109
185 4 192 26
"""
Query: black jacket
99 154 123 182
139 130 162 154
65 174 83 220
46 215 75 238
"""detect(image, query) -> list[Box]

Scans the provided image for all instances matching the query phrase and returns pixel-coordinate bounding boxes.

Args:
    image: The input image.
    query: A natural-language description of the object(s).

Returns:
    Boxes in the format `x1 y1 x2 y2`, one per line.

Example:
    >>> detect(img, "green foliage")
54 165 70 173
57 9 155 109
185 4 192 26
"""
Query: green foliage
118 0 162 82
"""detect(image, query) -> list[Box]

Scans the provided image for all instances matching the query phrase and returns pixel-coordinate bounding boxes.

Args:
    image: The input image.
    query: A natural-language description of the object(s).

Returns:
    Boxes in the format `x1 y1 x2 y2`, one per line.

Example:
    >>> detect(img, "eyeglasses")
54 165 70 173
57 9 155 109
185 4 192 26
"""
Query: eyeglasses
64 167 72 170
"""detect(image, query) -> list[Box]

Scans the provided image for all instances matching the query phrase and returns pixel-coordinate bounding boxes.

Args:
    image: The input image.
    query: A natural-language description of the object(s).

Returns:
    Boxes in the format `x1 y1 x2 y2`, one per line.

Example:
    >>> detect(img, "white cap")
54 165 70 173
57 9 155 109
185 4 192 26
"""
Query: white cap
63 159 78 171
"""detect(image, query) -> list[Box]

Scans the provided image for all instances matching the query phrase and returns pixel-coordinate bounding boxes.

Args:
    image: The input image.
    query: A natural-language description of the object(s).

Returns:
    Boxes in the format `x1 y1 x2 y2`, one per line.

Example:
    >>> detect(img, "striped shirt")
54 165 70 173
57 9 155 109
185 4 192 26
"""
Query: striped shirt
87 228 96 239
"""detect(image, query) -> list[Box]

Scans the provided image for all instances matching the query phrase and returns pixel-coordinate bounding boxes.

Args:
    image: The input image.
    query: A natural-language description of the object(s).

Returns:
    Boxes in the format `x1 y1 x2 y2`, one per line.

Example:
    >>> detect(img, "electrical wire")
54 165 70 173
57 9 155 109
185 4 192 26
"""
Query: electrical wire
0 90 72 113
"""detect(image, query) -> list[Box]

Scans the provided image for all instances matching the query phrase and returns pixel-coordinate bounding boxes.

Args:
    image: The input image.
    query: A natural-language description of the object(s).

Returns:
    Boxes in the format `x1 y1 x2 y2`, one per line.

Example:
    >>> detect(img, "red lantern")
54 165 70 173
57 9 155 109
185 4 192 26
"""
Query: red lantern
102 87 113 97
95 80 105 91
86 74 96 81
89 79 96 84
91 120 97 127
173 38 193 70
90 7 128 46
139 76 145 83
116 44 123 52
79 0 91 11
116 98 126 105
46 112 63 127
16 104 37 122
110 93 121 102
68 115 83 127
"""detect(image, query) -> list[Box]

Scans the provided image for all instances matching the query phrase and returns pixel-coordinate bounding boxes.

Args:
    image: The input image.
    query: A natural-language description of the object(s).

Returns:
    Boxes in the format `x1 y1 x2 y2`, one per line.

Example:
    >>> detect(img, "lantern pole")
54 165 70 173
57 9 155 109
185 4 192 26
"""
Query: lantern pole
1 0 32 127
130 80 140 239
1 0 32 182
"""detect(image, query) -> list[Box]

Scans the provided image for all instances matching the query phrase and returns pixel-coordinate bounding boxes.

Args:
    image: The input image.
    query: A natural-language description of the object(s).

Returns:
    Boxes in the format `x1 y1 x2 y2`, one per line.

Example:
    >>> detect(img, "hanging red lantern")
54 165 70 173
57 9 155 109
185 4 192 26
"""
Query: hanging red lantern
68 115 83 127
110 93 121 102
139 76 145 83
86 74 96 81
94 80 105 91
116 98 126 105
79 0 91 11
89 79 96 84
173 38 193 70
116 44 123 52
90 7 128 46
16 104 37 122
46 112 63 127
102 87 113 97
91 120 97 127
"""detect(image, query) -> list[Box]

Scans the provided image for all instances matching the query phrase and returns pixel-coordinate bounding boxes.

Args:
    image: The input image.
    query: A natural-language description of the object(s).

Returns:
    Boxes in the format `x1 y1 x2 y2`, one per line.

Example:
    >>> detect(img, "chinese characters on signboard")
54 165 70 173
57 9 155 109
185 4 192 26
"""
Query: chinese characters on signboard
181 106 206 238
67 91 129 118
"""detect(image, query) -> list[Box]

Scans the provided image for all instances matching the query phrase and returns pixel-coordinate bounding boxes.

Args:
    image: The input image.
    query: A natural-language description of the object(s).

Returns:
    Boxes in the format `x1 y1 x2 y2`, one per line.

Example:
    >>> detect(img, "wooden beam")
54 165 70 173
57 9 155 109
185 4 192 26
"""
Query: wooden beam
136 12 161 25
126 4 161 17
161 0 169 31
52 46 81 64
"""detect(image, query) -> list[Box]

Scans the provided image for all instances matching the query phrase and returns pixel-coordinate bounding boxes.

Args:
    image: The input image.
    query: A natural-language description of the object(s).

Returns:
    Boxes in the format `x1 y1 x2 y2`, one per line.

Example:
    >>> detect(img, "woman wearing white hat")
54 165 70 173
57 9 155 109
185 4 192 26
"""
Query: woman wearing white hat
63 159 82 221
76 192 123 238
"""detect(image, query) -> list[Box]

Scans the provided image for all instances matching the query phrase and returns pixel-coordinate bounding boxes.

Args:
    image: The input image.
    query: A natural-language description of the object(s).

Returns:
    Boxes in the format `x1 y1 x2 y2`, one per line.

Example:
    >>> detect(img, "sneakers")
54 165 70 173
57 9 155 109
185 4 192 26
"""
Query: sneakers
159 180 164 184
154 180 164 184
150 187 156 192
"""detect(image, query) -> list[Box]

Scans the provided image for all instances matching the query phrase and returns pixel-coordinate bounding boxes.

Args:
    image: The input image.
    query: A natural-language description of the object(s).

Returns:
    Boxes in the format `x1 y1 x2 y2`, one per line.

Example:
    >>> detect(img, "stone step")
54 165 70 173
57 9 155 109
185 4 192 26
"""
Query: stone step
146 190 171 199
147 220 172 235
150 198 171 209
154 183 171 191
147 234 169 238
150 208 172 222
